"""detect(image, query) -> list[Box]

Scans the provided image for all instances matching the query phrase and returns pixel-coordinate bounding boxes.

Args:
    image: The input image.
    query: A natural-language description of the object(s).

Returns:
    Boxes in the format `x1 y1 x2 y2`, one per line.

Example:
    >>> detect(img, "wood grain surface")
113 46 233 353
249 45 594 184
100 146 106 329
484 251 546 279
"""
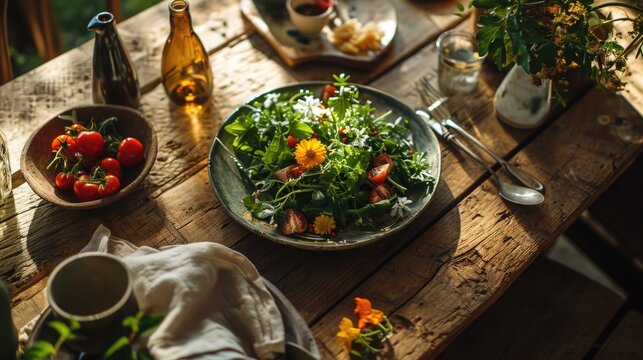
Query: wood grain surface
1 0 642 358
438 257 623 359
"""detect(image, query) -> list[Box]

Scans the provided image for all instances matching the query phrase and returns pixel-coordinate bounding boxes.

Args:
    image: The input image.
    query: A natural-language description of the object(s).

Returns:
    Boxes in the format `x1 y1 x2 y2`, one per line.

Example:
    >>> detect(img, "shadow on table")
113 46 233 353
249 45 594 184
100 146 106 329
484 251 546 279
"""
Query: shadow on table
25 200 101 274
0 195 21 292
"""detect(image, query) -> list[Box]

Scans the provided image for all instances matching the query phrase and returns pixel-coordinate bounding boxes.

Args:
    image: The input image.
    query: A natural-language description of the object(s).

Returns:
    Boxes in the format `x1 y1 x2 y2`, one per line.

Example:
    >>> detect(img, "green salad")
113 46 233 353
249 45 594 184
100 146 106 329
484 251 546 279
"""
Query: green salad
224 75 435 239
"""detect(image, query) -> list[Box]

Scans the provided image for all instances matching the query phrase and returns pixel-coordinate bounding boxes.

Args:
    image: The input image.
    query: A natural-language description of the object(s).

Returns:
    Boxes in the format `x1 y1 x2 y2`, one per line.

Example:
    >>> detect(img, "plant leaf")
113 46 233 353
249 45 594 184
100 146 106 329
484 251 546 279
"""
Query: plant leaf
288 121 314 139
47 320 71 339
103 336 130 359
21 341 56 360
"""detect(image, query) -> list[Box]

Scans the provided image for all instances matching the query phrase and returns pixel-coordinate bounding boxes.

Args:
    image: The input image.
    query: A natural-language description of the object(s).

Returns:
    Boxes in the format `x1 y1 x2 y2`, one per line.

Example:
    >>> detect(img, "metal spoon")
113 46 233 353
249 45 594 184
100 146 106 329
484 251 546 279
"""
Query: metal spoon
442 119 546 193
420 111 545 206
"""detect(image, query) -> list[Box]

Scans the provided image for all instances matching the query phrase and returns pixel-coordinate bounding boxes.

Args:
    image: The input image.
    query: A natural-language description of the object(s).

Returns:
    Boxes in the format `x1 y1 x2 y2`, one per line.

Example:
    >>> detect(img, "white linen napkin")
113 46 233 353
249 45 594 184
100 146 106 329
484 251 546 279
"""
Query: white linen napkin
83 225 285 360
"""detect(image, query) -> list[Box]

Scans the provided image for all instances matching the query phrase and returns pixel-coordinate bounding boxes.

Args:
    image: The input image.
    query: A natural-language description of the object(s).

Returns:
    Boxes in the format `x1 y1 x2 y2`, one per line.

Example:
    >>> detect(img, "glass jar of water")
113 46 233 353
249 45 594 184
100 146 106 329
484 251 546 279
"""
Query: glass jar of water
436 31 485 95
0 130 11 203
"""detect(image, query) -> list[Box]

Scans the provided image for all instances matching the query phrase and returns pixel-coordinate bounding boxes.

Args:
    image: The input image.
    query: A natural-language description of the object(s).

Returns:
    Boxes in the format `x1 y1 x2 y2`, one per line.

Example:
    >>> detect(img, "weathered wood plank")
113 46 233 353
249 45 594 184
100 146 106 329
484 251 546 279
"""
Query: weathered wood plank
309 87 642 359
4 1 473 322
0 0 470 178
1 0 472 290
437 257 623 359
0 0 247 174
595 310 643 360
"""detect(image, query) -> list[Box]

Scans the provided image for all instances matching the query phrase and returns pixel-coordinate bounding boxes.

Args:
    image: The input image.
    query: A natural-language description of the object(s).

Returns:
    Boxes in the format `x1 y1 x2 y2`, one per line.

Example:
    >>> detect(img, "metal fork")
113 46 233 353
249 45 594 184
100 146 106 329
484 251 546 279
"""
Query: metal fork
417 77 546 193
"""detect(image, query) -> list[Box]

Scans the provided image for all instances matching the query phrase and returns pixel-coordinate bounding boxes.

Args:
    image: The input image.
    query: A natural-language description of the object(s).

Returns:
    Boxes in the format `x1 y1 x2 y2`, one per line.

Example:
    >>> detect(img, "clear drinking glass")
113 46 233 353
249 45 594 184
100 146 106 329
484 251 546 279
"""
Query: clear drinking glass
436 31 486 95
0 130 11 203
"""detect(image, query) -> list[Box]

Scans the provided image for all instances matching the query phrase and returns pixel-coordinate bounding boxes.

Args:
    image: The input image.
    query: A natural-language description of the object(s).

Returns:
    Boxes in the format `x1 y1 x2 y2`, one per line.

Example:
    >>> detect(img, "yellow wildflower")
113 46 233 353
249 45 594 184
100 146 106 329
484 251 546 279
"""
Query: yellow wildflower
336 317 360 352
294 138 326 170
313 214 336 235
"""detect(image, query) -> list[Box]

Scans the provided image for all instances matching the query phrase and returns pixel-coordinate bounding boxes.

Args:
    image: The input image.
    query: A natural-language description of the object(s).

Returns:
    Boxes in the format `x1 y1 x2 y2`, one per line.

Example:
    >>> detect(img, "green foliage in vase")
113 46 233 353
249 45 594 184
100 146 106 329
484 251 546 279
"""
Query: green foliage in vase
20 312 163 360
457 0 643 103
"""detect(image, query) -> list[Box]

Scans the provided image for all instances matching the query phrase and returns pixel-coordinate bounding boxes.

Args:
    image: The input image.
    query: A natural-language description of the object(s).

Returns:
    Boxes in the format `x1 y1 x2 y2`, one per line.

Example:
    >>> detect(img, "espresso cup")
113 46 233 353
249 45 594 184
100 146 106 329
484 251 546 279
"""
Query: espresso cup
47 252 137 354
287 0 333 36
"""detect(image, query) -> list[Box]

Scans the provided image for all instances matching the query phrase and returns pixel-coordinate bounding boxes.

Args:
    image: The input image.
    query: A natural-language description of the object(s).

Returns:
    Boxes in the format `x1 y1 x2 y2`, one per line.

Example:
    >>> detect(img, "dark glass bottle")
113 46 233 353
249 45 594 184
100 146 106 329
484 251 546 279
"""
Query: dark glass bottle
88 12 141 108
161 0 213 105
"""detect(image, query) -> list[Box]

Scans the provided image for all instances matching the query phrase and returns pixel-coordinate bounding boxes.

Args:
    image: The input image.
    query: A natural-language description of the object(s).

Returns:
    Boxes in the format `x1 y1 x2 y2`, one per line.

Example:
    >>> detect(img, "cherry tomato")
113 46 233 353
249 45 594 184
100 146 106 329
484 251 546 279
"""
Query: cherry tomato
324 84 336 97
73 175 100 201
76 131 105 158
373 153 393 168
289 166 303 179
368 163 391 186
100 157 122 179
51 135 78 158
97 175 120 198
117 137 144 167
368 184 394 204
287 135 298 149
54 172 75 191
65 124 88 137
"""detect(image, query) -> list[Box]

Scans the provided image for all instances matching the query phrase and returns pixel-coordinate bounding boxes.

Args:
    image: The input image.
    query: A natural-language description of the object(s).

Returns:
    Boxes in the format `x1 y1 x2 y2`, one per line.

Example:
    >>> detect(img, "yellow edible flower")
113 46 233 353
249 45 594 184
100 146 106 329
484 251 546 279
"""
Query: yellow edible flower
294 138 326 170
313 214 336 236
336 317 361 352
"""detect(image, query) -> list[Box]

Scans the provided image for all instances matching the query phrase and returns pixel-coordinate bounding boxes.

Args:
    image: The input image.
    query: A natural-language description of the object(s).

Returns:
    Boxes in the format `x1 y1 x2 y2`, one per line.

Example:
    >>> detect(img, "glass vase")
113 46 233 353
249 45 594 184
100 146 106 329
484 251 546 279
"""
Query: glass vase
161 0 213 106
0 130 11 204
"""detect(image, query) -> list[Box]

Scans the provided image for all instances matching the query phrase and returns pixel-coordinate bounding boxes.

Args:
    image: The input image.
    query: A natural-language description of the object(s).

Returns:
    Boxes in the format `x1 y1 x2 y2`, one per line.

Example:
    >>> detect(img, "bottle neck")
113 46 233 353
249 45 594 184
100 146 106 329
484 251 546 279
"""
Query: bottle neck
169 0 193 31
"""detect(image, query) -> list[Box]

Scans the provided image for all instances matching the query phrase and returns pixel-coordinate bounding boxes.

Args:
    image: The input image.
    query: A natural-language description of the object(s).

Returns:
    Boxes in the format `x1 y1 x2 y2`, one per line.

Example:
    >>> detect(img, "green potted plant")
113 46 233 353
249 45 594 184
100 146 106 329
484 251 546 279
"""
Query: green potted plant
459 0 642 128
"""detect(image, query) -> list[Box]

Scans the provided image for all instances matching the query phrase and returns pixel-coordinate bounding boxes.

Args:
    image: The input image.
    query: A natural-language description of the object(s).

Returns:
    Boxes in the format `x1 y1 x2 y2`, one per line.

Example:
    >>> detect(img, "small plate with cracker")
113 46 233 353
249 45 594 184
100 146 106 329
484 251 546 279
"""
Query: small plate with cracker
241 0 396 68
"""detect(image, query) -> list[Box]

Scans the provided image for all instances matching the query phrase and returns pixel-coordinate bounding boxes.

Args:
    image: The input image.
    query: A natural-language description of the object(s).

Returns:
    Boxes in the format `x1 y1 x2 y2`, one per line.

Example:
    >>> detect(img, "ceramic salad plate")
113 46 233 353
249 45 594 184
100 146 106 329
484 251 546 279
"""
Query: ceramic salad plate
208 82 441 250
241 0 396 67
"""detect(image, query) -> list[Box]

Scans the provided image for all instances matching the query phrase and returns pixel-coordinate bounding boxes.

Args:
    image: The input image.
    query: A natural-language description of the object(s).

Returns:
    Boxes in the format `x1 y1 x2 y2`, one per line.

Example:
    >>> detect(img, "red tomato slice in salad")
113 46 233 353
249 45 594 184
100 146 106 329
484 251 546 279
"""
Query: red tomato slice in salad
368 163 391 186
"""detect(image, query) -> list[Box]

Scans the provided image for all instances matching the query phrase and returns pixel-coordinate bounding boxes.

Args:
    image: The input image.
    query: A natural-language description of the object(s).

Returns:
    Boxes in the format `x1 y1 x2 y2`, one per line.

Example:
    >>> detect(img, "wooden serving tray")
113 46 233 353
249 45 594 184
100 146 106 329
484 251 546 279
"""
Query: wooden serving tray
241 0 397 68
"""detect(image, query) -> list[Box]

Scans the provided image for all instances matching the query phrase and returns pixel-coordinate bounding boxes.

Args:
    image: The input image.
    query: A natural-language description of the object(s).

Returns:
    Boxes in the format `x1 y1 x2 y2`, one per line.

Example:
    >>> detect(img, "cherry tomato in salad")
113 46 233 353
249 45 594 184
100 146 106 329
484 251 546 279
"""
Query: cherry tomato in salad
51 135 78 158
287 135 298 149
373 153 393 168
99 157 122 179
117 137 144 167
73 175 100 201
97 175 120 198
324 84 336 96
321 84 336 104
76 131 105 158
54 172 75 191
368 163 391 186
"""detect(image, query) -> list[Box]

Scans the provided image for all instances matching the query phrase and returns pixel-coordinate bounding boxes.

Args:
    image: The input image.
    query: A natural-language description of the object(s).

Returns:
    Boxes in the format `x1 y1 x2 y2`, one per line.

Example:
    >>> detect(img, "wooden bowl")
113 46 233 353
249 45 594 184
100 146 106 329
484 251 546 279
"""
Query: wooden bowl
21 105 158 209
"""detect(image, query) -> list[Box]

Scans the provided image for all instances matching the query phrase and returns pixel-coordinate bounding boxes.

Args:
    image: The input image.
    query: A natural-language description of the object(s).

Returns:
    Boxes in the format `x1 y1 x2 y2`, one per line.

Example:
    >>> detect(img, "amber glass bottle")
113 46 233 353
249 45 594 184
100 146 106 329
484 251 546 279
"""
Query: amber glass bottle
161 0 213 105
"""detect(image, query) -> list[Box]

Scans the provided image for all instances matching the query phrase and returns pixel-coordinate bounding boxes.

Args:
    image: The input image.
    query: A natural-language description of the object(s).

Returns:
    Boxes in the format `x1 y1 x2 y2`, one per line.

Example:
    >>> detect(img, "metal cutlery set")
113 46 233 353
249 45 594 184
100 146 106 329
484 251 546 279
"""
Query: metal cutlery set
416 77 546 206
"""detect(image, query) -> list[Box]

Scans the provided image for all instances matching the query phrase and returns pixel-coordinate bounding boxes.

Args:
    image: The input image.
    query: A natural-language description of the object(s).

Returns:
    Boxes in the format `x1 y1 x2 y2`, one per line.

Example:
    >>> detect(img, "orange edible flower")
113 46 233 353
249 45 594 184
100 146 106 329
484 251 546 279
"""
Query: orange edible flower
354 297 385 328
336 317 361 352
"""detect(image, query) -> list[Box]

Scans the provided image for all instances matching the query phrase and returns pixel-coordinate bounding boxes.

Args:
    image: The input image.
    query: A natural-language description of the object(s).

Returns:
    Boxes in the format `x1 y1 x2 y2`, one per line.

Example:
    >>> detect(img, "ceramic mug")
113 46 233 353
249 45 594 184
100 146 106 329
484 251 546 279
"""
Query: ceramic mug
47 252 137 354
287 0 333 36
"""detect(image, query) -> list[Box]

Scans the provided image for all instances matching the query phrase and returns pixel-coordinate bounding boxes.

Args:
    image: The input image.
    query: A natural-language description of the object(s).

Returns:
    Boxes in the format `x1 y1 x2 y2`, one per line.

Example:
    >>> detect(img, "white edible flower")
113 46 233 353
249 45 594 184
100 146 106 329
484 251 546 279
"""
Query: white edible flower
293 96 322 118
263 93 280 108
350 127 369 148
390 197 413 218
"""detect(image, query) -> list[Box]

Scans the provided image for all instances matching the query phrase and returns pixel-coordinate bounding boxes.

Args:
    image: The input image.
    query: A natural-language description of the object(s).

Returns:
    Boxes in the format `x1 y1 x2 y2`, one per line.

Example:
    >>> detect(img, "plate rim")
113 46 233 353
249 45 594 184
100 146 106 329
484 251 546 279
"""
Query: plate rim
208 81 441 250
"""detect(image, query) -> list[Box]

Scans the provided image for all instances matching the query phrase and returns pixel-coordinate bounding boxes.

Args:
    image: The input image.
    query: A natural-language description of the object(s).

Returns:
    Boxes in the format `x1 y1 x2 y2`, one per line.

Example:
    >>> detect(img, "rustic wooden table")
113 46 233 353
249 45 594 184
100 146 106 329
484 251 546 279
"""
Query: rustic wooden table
1 0 642 358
